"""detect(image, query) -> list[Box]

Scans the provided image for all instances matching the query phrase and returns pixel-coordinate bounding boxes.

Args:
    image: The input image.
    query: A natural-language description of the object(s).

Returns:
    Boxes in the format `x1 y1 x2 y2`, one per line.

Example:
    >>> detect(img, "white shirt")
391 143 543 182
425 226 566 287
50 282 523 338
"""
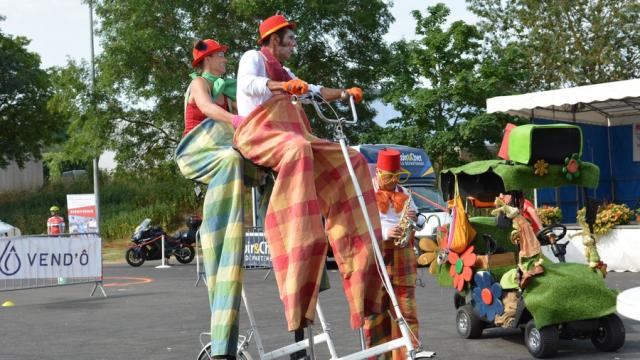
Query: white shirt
376 183 417 241
236 49 322 116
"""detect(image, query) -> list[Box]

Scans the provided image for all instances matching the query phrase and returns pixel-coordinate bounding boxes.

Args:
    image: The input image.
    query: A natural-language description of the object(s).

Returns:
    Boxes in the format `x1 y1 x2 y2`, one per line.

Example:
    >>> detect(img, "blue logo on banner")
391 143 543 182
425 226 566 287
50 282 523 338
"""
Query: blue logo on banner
0 241 21 276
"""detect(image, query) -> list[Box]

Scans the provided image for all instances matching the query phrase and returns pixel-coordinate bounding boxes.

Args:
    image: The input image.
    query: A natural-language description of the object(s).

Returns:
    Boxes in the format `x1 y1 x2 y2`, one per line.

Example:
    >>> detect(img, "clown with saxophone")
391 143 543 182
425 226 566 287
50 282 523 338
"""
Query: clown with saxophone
365 148 427 360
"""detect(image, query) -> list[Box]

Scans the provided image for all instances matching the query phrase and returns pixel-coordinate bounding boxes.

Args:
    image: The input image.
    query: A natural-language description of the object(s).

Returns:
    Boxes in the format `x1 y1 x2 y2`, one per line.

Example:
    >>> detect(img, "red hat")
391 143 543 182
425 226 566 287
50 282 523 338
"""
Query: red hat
377 149 402 172
192 39 228 68
258 14 296 44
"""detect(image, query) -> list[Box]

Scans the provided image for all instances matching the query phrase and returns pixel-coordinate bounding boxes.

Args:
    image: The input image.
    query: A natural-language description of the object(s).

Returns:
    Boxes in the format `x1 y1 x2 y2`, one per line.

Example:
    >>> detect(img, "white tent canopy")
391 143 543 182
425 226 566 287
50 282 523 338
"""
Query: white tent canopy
486 78 640 126
0 220 21 237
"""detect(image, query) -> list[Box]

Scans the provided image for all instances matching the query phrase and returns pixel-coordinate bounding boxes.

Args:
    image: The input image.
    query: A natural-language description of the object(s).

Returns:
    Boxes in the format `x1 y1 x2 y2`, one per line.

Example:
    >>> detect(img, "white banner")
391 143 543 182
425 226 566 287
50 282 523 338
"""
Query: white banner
634 122 640 162
67 194 98 233
0 235 101 280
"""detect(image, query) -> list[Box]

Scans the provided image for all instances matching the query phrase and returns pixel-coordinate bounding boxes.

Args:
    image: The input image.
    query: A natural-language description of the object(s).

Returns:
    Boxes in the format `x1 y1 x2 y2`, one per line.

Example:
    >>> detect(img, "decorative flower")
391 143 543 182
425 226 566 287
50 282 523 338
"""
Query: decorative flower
448 245 477 291
418 238 439 274
562 153 582 180
533 159 549 176
472 271 504 321
577 203 634 235
536 205 562 226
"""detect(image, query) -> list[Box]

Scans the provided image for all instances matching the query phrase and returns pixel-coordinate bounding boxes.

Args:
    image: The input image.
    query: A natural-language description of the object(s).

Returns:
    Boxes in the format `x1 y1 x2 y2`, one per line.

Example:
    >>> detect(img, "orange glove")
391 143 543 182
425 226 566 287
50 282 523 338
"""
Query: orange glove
283 79 309 95
345 87 363 103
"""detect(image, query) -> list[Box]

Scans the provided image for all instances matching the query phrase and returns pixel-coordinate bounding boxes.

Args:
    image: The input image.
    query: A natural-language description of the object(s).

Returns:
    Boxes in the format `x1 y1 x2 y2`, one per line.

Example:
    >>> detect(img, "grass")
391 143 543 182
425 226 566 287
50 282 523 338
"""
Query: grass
102 238 130 264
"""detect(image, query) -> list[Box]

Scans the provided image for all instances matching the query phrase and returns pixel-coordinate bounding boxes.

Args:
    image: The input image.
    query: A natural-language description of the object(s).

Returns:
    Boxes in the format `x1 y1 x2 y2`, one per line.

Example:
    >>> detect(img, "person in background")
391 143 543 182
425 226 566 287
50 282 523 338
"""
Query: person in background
47 205 65 235
364 149 428 360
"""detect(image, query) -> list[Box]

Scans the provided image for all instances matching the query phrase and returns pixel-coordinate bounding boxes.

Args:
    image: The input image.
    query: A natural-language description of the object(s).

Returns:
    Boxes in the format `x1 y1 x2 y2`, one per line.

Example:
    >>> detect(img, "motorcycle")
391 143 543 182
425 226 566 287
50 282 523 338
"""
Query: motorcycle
125 218 198 267
172 215 202 246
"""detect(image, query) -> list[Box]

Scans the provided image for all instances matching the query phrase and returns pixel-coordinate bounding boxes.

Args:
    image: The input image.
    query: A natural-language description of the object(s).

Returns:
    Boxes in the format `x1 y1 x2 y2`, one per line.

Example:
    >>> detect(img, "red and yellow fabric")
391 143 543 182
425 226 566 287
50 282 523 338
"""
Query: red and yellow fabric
364 186 419 360
364 249 419 360
381 240 417 290
233 94 384 331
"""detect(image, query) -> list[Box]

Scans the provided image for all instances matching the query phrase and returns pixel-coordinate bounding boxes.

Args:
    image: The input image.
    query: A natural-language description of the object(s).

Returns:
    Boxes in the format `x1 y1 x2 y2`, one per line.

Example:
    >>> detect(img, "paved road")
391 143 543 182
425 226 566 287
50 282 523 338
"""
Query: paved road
0 261 638 360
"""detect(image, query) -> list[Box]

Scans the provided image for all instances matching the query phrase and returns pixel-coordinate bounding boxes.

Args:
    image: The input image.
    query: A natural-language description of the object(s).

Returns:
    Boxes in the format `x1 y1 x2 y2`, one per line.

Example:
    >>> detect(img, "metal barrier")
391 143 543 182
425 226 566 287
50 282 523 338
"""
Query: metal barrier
195 227 270 286
0 233 106 297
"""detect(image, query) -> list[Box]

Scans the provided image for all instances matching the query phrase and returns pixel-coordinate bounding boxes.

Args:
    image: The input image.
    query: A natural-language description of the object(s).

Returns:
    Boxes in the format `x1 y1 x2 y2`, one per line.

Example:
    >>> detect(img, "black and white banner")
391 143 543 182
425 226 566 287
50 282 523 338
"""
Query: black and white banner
0 234 101 280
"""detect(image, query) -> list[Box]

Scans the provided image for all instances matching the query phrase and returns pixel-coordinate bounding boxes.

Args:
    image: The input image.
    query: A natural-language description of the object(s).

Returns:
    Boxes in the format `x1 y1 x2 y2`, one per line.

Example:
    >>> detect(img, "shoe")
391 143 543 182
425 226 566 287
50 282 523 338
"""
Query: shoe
414 349 436 358
289 349 308 360
519 265 544 289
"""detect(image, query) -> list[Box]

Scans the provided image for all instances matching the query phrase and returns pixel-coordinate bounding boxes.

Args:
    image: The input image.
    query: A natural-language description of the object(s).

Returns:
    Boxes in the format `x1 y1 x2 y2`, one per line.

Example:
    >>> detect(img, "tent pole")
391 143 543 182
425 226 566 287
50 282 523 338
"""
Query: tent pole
573 108 580 214
607 117 615 202
531 109 538 207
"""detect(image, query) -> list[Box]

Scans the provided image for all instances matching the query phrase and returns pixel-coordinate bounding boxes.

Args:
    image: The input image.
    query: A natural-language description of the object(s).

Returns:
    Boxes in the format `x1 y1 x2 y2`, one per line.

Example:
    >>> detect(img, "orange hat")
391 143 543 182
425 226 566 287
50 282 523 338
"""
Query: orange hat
192 39 228 68
377 149 402 172
258 14 296 44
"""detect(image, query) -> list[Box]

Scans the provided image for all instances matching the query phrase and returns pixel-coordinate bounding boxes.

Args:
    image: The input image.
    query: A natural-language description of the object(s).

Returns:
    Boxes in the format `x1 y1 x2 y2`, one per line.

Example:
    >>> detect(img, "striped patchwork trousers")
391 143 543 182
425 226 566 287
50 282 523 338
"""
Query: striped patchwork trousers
234 95 384 331
364 241 420 360
175 119 261 356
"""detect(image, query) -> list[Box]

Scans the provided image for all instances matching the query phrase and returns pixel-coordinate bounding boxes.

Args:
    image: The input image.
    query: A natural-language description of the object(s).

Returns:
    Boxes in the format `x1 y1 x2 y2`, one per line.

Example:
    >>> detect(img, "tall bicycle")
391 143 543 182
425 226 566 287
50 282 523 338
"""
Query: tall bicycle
197 93 435 360
196 229 338 360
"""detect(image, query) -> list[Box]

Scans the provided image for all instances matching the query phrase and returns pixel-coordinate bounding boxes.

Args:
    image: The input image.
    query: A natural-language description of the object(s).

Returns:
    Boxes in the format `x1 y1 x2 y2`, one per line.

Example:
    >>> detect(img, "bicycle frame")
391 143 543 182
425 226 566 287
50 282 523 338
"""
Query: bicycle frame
196 93 435 360
293 92 435 360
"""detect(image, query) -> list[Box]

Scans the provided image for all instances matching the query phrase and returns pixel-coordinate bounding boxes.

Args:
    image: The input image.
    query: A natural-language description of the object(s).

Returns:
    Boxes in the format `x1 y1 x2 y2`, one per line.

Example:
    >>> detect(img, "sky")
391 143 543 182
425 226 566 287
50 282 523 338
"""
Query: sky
0 1 477 169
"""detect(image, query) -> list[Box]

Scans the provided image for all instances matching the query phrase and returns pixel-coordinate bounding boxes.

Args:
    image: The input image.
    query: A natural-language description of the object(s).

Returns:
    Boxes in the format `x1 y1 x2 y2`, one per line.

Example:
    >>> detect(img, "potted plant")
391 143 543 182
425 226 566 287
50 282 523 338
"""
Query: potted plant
576 203 634 235
536 205 563 226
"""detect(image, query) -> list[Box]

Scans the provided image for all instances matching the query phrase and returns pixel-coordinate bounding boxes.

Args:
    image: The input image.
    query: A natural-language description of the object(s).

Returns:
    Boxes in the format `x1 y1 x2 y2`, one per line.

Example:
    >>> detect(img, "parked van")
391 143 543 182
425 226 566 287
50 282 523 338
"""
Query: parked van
354 144 448 239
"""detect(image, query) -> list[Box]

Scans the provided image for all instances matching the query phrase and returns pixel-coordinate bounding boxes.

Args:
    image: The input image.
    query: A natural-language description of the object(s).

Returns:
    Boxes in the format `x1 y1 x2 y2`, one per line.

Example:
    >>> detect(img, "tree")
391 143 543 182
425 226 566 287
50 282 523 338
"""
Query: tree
0 19 62 168
44 60 118 177
82 0 393 169
374 4 529 173
468 0 640 89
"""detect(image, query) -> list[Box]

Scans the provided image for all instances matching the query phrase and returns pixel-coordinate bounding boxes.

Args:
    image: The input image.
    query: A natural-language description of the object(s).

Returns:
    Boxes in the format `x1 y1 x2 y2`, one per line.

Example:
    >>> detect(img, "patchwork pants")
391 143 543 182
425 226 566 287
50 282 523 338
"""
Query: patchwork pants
176 119 261 355
364 241 420 360
234 95 384 331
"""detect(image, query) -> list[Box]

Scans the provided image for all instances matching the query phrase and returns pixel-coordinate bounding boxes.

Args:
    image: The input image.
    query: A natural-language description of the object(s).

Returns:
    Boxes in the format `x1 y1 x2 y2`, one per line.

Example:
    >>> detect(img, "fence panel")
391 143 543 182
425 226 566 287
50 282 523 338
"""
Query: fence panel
0 233 102 292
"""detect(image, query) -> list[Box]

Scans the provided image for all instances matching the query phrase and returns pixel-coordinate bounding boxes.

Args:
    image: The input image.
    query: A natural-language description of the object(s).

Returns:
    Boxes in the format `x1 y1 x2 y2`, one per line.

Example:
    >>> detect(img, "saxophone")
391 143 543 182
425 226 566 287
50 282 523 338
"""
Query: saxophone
395 189 416 248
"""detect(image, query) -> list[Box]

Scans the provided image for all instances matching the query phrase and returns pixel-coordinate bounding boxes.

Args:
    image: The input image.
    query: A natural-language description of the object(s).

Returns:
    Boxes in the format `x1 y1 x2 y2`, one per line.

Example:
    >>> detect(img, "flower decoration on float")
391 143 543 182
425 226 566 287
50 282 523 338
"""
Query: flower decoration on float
418 238 440 274
533 159 549 176
562 153 582 180
472 271 504 321
448 245 477 292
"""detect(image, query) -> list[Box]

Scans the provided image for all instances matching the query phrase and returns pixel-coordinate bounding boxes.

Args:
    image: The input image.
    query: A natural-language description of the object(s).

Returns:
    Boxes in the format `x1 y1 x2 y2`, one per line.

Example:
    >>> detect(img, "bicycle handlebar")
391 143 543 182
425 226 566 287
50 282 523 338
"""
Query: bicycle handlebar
291 91 358 125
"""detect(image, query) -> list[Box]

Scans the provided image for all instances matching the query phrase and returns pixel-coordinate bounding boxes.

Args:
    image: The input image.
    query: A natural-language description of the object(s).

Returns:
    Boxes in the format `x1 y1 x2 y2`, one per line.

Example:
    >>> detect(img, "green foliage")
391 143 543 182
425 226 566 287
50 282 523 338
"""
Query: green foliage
68 0 393 169
468 0 640 89
43 59 124 177
0 171 200 241
576 203 634 235
379 4 528 172
0 22 63 168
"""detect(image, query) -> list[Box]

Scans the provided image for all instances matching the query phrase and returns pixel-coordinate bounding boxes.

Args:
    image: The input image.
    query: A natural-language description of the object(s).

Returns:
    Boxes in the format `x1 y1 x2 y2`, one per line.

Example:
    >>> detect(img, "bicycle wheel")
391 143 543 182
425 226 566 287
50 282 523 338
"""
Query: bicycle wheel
196 344 210 360
196 344 253 360
238 349 253 360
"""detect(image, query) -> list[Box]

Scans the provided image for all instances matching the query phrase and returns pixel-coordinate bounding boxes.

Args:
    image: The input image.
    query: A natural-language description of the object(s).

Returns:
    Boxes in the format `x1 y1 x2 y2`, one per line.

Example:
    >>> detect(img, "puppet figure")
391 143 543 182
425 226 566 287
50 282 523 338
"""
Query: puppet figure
492 195 544 288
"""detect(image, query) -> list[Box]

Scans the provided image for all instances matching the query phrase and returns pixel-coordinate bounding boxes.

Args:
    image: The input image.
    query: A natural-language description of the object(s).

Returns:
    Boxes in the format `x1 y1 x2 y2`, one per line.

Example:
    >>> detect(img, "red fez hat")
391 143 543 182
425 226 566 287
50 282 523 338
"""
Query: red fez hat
192 39 228 68
258 14 296 44
377 148 402 172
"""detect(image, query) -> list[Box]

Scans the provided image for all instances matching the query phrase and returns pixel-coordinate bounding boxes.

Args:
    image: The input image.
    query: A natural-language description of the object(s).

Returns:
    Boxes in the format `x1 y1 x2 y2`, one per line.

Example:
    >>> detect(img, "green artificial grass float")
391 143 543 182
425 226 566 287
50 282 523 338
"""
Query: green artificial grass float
432 123 625 358
523 262 617 329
